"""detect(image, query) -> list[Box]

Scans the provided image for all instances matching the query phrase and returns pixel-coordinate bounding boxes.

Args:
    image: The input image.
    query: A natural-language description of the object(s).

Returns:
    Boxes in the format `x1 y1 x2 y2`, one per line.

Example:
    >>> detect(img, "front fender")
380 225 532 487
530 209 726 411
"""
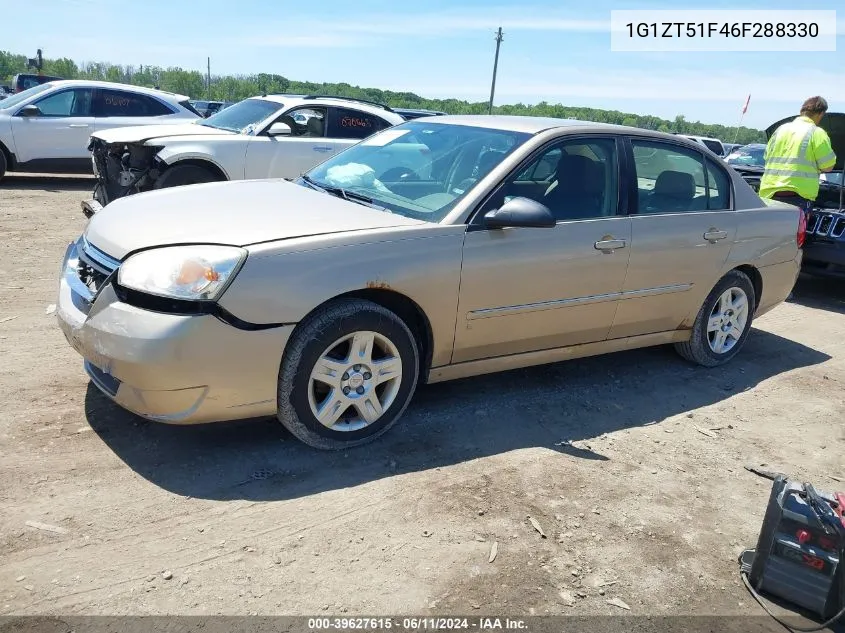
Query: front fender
154 143 243 180
217 226 467 368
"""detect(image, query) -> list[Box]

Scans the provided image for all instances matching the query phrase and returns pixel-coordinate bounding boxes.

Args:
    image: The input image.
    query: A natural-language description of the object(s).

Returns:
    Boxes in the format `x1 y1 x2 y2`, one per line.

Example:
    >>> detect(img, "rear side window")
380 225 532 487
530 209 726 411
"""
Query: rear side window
93 89 174 117
705 158 732 210
631 140 708 213
327 107 391 140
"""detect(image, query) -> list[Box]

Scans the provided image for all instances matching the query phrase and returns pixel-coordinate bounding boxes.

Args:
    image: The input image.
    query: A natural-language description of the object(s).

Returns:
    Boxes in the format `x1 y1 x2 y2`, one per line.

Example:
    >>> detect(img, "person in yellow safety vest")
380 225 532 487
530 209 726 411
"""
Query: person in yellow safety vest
758 96 837 213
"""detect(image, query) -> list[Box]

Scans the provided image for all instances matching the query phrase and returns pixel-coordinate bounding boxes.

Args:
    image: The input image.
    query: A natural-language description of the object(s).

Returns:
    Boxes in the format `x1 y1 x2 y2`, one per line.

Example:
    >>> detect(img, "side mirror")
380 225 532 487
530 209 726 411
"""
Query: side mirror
483 196 556 229
267 122 292 136
17 104 41 117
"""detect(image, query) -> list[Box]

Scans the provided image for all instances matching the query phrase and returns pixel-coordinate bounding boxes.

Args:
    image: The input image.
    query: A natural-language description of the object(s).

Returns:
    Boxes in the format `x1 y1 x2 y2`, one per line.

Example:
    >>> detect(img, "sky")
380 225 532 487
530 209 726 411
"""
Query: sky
3 0 843 130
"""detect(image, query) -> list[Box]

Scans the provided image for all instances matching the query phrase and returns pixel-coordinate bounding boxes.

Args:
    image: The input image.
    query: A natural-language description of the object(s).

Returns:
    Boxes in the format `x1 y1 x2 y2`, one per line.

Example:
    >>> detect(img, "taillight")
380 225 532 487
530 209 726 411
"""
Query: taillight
797 209 807 248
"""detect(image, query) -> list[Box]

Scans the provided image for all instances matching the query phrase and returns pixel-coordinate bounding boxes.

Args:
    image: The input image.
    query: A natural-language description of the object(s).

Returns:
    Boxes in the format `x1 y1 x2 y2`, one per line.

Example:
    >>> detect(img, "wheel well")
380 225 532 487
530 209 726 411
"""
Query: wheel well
336 288 434 382
0 140 14 171
166 159 228 181
734 264 762 311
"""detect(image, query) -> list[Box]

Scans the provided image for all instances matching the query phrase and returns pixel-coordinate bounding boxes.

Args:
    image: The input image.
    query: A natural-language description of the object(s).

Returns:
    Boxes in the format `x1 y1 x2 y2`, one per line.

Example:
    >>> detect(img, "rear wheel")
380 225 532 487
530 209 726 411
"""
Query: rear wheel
674 270 756 367
277 299 420 450
153 164 220 190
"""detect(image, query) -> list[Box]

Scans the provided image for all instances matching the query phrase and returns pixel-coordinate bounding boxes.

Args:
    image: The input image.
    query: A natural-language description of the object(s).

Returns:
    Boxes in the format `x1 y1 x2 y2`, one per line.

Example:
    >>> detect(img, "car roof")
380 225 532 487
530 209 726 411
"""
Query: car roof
419 114 709 143
42 79 190 102
246 94 406 123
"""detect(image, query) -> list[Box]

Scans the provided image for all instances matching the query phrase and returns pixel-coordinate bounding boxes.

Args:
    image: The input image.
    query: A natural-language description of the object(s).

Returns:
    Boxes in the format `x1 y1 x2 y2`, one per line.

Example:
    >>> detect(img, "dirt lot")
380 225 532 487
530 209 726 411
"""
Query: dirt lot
0 173 843 618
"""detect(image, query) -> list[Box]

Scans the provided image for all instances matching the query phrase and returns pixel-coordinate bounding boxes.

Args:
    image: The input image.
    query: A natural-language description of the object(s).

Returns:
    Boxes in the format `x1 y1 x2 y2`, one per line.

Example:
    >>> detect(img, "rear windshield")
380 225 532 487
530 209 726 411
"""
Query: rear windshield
702 139 724 154
180 100 204 117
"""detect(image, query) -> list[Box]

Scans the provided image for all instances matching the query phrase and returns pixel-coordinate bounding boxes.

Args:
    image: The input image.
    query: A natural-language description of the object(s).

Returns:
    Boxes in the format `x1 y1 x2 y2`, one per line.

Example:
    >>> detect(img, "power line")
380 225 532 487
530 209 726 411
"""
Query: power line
488 27 503 115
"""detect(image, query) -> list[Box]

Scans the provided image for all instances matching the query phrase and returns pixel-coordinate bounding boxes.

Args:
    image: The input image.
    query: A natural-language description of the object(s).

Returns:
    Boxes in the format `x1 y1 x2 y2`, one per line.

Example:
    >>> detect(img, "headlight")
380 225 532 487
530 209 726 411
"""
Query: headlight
118 245 246 301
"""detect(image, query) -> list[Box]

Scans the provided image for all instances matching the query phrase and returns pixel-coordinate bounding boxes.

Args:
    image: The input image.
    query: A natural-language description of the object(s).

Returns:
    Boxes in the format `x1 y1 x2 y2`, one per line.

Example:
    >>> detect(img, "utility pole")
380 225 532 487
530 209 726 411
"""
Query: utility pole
207 57 211 99
488 27 503 115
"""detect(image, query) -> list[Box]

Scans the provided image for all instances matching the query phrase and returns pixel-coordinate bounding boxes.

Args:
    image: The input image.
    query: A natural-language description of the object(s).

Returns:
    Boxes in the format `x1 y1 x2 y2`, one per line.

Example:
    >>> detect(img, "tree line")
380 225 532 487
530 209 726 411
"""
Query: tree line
1 50 765 144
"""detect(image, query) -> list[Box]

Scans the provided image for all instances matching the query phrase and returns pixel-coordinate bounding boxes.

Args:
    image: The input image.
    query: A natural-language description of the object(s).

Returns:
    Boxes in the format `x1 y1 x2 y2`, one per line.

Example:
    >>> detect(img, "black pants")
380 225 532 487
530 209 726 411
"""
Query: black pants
771 191 814 212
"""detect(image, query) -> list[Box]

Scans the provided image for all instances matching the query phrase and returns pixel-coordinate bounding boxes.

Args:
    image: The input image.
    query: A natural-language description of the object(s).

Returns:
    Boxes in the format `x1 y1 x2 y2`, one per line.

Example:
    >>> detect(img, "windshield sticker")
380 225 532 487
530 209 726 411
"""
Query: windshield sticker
361 129 412 147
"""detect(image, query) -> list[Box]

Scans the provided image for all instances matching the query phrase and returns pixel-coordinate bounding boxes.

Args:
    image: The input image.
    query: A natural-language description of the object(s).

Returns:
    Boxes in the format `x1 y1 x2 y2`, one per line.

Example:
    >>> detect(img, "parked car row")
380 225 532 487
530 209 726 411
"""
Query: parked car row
0 77 835 449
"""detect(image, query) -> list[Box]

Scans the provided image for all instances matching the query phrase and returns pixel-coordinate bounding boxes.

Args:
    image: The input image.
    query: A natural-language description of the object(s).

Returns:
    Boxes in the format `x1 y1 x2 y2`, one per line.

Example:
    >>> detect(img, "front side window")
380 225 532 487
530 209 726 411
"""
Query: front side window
277 107 327 137
33 88 92 117
304 122 530 222
632 140 721 213
480 137 619 222
327 107 390 140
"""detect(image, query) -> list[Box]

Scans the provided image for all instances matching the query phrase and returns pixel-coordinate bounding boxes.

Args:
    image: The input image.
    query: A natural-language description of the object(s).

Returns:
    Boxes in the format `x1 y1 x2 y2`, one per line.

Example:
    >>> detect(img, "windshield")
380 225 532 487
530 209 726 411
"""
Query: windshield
199 98 282 133
726 145 766 167
821 171 843 186
303 121 531 222
0 82 55 110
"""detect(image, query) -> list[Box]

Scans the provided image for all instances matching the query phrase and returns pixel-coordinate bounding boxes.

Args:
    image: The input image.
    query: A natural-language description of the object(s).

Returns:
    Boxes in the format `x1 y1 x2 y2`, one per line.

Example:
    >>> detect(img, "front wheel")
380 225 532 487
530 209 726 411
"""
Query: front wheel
674 270 756 367
153 164 220 190
277 299 420 450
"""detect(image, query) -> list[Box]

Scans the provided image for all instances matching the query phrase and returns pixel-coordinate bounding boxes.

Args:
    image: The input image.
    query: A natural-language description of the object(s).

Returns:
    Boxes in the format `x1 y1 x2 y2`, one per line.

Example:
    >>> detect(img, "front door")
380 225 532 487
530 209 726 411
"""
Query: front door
452 135 632 364
244 106 336 180
10 87 93 164
608 138 738 339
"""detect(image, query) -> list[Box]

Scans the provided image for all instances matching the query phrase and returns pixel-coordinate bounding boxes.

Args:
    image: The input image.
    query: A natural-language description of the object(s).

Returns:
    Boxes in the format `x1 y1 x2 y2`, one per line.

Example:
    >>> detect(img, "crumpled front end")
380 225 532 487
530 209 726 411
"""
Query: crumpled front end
89 136 164 206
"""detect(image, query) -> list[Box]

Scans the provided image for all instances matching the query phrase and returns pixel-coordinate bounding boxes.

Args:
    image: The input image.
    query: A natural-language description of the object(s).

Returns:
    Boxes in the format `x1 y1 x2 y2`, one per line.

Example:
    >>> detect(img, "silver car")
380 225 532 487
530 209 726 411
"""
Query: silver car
56 115 804 449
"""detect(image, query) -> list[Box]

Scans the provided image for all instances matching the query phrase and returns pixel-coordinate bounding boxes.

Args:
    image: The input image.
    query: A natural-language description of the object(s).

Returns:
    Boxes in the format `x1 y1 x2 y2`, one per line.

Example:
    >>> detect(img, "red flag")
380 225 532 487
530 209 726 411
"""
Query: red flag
742 94 751 114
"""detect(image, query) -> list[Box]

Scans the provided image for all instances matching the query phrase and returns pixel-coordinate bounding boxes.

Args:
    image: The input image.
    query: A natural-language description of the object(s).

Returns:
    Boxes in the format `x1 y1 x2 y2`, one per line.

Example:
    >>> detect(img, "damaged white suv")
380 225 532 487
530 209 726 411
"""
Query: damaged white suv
86 94 410 211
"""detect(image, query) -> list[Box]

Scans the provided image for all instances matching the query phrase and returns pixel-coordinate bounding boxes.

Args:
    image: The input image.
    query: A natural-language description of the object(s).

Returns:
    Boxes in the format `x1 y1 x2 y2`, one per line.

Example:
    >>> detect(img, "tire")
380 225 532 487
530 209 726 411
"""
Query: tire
674 269 756 367
0 149 7 180
153 164 220 190
277 298 420 450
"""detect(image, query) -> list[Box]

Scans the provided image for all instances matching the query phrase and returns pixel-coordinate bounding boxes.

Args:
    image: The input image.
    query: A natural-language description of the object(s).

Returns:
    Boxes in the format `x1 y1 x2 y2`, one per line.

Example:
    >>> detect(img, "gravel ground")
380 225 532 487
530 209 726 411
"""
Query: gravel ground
0 174 843 618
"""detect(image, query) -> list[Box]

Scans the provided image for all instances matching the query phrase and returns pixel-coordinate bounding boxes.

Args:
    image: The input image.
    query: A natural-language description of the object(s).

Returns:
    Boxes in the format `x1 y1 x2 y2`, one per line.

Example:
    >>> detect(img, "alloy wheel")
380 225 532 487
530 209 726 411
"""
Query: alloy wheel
307 330 403 431
707 287 749 354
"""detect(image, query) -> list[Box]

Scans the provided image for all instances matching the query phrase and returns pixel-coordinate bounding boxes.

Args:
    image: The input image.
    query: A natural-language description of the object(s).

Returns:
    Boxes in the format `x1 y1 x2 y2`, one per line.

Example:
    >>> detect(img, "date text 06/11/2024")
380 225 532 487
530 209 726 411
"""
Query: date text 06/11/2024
625 22 819 38
306 617 528 630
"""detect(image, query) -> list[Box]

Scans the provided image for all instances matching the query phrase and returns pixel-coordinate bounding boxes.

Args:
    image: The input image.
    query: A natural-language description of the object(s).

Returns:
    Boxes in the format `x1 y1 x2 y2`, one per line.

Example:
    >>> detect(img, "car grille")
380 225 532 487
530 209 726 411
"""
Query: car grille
806 211 845 239
74 237 120 299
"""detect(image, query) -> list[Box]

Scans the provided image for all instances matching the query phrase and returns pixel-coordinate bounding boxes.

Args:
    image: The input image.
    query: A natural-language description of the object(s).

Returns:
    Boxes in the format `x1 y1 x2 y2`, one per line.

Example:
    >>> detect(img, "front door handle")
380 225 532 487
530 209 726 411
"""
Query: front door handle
312 146 333 152
704 229 728 243
595 238 627 253
68 123 89 128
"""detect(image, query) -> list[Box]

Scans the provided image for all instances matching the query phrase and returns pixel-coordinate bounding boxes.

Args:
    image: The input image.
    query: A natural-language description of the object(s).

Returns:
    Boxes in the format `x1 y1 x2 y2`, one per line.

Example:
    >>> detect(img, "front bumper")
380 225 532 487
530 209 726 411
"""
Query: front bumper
56 239 294 424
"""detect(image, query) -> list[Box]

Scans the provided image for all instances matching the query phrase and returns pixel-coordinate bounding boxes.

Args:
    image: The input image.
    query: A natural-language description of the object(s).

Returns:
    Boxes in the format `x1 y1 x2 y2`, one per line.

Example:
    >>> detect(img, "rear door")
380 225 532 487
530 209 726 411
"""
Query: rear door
324 106 393 157
607 137 737 339
91 87 176 133
10 87 94 163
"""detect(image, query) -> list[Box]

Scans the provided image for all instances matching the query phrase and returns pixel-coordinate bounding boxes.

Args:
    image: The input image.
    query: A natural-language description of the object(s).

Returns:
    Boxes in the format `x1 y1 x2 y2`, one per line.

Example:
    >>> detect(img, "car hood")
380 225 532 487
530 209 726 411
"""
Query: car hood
92 121 235 145
84 179 426 260
766 112 845 171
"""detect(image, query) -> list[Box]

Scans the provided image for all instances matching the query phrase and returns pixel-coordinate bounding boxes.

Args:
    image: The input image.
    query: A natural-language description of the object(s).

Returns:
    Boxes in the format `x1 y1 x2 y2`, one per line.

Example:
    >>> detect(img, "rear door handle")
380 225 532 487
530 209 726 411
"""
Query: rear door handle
594 238 627 252
312 146 333 152
704 229 728 242
68 124 89 128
